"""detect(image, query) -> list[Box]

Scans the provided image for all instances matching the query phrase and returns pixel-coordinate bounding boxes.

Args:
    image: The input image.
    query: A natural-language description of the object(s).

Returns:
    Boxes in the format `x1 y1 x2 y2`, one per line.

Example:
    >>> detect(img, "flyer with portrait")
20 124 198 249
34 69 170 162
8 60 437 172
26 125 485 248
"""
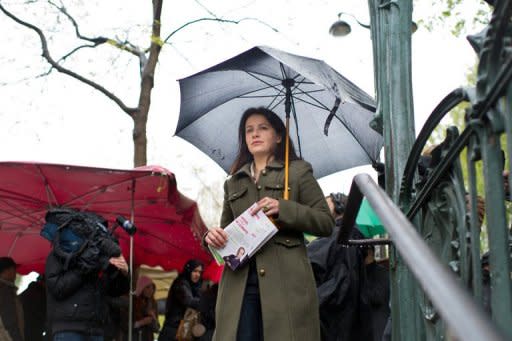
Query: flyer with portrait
208 203 278 270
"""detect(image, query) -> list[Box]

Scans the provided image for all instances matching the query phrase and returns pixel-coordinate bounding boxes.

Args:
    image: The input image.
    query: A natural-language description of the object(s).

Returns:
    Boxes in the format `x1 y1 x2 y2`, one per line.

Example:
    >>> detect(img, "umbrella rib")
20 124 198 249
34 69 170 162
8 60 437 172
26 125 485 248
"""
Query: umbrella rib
245 71 284 91
36 165 60 207
238 85 284 99
332 114 375 162
279 62 288 80
60 174 151 208
117 227 195 253
292 96 331 111
290 93 303 157
245 71 288 109
269 94 287 112
7 233 21 256
239 89 326 99
292 77 331 111
0 197 46 229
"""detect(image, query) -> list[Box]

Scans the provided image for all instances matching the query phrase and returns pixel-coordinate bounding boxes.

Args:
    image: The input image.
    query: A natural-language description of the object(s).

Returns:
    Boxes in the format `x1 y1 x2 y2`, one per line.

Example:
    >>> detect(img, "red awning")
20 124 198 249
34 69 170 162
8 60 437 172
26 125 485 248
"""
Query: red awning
0 162 222 281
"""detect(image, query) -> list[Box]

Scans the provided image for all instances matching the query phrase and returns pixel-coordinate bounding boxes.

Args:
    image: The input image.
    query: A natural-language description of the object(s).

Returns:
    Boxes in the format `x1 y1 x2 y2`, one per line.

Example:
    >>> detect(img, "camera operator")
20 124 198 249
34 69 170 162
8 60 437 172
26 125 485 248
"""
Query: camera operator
45 251 129 341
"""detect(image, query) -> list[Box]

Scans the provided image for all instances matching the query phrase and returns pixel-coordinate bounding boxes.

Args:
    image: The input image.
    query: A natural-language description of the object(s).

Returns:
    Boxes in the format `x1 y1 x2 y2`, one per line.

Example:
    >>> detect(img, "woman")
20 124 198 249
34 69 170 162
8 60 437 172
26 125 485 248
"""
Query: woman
158 259 204 341
205 107 334 341
222 247 246 270
133 276 159 341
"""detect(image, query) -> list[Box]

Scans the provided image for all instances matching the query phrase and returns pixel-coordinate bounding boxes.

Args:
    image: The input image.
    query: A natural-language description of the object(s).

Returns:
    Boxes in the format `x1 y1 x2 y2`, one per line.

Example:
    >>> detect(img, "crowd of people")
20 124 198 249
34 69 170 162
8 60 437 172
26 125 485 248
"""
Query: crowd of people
1 107 393 341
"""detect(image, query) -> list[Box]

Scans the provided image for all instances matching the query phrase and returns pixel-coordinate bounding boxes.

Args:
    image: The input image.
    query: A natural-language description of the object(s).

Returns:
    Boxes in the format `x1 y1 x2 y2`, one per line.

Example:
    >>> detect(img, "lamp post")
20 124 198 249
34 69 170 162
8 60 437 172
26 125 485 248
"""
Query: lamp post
330 3 418 340
329 12 417 37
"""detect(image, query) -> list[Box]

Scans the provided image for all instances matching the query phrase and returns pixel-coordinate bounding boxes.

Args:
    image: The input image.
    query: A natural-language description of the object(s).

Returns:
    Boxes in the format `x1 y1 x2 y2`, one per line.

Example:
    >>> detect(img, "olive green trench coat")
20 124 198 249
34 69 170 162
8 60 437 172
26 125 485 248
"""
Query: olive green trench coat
212 160 334 341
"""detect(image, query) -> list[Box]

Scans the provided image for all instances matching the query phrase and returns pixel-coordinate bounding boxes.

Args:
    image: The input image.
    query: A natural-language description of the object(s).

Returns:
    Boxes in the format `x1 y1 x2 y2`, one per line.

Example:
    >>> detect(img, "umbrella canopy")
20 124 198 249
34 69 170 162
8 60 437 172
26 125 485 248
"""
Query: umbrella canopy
0 162 220 281
176 46 383 178
356 198 386 237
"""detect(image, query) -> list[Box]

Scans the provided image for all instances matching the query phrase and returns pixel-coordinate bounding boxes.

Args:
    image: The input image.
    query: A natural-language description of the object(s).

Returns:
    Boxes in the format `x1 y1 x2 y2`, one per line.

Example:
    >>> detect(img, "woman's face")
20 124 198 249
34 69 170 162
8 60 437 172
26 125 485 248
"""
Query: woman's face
236 248 245 258
245 114 281 159
190 265 203 283
142 284 155 298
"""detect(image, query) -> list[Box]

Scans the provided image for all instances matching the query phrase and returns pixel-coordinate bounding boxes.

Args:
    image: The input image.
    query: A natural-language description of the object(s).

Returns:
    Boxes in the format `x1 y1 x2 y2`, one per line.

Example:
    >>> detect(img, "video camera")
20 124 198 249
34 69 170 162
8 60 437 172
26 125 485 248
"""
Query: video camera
41 208 131 273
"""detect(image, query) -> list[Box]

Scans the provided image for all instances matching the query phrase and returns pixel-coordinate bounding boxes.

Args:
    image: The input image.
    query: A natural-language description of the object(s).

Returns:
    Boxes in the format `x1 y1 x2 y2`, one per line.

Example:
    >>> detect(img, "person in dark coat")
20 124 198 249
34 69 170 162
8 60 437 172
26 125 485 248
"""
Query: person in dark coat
133 276 159 341
0 257 24 341
158 259 204 341
307 193 370 341
362 246 390 341
19 274 48 341
45 252 129 341
198 283 218 341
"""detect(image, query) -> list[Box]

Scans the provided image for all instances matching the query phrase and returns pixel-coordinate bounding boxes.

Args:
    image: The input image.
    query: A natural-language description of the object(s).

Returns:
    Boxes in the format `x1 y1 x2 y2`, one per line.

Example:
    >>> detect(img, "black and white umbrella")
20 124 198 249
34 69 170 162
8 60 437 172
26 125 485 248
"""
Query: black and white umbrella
175 46 382 181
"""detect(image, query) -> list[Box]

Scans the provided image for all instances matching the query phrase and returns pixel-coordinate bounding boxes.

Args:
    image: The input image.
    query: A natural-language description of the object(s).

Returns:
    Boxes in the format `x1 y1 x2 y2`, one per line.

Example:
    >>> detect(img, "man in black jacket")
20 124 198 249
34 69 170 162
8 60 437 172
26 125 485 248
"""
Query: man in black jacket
19 275 47 341
362 246 390 341
45 252 129 341
0 257 24 341
307 193 370 341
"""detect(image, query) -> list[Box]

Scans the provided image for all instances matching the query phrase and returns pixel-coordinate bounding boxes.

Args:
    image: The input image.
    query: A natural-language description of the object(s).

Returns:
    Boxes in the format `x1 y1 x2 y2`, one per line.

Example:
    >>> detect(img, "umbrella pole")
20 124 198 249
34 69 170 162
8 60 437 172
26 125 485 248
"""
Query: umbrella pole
282 78 295 200
128 179 135 341
284 116 290 200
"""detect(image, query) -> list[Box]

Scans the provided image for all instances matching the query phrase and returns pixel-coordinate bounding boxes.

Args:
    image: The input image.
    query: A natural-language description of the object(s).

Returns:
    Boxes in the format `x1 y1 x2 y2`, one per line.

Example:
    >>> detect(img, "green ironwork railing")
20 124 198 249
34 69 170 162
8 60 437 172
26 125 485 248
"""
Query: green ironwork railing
339 174 505 341
346 0 512 340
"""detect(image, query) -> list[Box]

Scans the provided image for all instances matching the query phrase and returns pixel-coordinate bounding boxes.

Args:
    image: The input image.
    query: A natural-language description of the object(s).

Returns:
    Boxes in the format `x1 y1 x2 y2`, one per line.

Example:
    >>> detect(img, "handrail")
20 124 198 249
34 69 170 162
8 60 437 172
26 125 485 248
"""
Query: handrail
338 173 506 341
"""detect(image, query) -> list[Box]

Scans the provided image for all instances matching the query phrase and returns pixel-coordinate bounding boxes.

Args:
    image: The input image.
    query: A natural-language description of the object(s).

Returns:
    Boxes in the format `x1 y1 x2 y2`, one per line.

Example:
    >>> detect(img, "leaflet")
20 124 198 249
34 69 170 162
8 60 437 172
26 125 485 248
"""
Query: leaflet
208 203 278 270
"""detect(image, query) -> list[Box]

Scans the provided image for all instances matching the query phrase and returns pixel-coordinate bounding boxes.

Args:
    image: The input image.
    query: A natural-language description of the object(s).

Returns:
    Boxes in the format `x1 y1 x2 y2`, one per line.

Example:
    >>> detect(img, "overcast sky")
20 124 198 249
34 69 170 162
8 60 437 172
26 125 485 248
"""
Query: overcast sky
0 0 484 223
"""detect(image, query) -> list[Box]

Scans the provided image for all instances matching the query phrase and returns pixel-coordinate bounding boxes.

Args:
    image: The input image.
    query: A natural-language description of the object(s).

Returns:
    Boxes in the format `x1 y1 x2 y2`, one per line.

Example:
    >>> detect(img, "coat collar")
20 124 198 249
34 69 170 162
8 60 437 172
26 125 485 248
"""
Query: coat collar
233 160 285 178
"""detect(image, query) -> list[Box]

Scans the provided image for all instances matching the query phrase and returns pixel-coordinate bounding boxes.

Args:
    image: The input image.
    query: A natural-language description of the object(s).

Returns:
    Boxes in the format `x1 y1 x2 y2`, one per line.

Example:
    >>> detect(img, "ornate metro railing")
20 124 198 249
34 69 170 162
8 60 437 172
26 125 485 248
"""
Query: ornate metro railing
341 0 512 339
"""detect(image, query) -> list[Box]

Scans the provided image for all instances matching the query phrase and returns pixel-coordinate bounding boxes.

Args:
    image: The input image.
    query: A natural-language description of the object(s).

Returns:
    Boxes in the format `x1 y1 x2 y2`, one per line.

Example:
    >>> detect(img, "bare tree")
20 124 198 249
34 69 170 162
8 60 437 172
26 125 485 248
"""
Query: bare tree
0 0 277 166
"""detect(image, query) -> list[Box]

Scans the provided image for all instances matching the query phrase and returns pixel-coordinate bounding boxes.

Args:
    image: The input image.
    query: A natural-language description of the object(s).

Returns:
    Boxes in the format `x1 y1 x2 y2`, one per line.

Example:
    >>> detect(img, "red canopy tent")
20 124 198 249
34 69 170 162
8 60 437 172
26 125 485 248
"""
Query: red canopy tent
0 161 222 281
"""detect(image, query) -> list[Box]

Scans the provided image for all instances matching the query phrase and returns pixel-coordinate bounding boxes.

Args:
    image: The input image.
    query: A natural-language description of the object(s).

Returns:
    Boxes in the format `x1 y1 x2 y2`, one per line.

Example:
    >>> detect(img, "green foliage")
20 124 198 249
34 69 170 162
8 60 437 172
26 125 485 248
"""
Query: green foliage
415 0 491 37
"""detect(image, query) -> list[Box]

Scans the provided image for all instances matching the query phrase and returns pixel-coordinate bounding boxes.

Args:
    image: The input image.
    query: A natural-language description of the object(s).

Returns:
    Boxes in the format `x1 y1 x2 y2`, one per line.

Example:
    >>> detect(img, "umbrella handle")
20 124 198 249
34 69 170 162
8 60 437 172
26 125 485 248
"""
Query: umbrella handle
284 116 290 200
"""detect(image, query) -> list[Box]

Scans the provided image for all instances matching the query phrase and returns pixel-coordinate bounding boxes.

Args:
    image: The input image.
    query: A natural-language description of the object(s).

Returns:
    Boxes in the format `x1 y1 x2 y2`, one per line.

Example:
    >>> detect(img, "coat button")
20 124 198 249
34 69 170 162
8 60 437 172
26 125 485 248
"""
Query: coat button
259 268 265 276
285 239 291 244
257 185 262 190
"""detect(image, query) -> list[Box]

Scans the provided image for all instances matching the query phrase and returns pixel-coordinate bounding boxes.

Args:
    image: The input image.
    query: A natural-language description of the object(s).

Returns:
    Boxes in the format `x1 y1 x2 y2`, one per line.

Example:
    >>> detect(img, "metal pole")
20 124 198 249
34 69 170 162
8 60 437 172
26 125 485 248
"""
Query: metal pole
128 179 136 341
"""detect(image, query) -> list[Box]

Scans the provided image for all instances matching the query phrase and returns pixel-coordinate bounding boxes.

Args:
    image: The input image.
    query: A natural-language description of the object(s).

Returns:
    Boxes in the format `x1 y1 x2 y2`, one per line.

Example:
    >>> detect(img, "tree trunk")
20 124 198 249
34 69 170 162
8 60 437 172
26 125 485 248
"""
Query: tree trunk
133 0 163 167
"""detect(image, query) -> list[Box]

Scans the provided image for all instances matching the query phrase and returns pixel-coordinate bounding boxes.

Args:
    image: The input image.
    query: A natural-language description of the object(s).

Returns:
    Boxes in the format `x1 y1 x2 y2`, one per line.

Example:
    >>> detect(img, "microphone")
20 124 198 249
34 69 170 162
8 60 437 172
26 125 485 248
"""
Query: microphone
116 216 137 236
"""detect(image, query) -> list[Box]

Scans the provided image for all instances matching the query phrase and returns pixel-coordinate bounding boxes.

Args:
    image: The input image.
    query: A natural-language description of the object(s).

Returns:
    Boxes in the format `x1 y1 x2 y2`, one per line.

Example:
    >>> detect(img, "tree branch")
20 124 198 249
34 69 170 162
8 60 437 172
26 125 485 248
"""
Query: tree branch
47 0 109 45
47 0 143 59
161 17 278 47
56 43 98 64
0 2 137 116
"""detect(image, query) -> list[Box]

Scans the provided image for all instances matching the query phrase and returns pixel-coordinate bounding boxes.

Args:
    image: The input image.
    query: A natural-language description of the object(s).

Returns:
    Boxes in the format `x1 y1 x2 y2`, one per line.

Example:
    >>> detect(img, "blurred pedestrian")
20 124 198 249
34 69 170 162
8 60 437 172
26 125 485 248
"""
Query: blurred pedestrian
133 276 159 341
0 257 24 341
197 283 218 341
46 253 129 341
19 274 47 341
307 193 369 341
159 259 204 341
362 246 390 341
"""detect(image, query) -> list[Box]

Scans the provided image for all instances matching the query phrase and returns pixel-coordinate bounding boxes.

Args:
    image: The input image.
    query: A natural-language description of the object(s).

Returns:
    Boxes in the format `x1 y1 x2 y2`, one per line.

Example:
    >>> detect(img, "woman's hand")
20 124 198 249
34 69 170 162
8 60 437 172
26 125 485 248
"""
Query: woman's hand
205 227 228 248
252 196 280 217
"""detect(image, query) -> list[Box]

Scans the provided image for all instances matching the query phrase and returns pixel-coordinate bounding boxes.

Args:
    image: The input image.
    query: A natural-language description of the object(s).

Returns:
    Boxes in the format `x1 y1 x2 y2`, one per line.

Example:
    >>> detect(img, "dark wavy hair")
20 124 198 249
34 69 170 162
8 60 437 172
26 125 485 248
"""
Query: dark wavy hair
179 259 204 294
230 107 299 174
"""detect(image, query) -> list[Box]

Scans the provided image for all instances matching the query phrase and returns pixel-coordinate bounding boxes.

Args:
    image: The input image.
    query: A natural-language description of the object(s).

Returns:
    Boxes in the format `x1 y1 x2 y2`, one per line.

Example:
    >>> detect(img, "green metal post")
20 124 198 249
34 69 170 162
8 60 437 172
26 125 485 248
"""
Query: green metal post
368 1 417 340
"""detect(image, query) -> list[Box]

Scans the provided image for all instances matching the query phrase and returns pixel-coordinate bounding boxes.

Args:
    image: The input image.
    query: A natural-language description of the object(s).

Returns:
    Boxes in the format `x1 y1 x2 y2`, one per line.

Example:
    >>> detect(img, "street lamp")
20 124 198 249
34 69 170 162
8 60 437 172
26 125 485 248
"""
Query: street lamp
329 12 418 37
329 12 370 37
